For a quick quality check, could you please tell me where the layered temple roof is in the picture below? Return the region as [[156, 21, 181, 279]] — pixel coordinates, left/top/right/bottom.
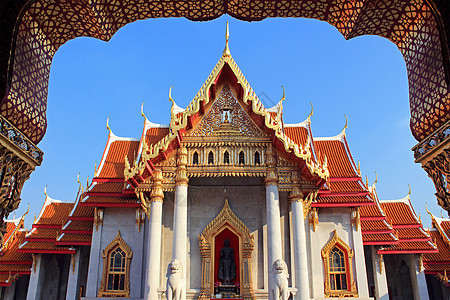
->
[[2, 29, 450, 289]]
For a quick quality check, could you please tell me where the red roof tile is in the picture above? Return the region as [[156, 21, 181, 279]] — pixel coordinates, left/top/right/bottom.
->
[[97, 140, 139, 178], [145, 127, 170, 146], [314, 139, 358, 178]]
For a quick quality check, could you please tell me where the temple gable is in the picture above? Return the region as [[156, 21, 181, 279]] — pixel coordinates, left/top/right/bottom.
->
[[188, 85, 267, 139]]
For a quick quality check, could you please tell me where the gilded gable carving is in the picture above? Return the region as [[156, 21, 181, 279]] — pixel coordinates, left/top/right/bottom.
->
[[189, 85, 266, 138]]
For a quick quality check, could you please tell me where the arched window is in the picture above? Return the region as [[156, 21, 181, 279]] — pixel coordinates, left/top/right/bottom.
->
[[239, 151, 245, 165], [321, 230, 357, 297], [193, 152, 199, 165], [223, 151, 230, 164], [98, 231, 132, 297], [208, 151, 214, 165], [254, 151, 261, 165]]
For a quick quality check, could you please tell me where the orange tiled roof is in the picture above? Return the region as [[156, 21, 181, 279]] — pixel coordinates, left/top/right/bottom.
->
[[326, 181, 366, 193], [26, 228, 59, 240], [69, 205, 95, 219], [424, 230, 450, 263], [316, 195, 372, 204], [82, 196, 138, 205], [284, 126, 309, 150], [314, 138, 358, 178], [88, 181, 124, 193], [145, 127, 170, 146], [396, 227, 430, 240], [57, 233, 91, 244], [361, 203, 385, 218], [97, 140, 139, 178], [63, 221, 92, 232], [361, 220, 392, 231], [0, 230, 32, 264], [19, 241, 74, 253], [36, 202, 74, 226], [380, 199, 421, 226], [362, 233, 397, 244]]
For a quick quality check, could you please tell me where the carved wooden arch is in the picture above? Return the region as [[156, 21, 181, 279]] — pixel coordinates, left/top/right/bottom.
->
[[3, 0, 450, 143], [199, 199, 254, 300], [321, 230, 358, 298], [98, 230, 133, 298]]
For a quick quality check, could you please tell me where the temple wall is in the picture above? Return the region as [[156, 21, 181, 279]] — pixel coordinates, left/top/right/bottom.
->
[[309, 207, 369, 299], [160, 177, 292, 297], [93, 207, 145, 298]]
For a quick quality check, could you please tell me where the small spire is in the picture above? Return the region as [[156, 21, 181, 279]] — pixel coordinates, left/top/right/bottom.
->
[[307, 102, 314, 123], [407, 184, 411, 198], [342, 114, 348, 135], [357, 161, 361, 176], [141, 103, 148, 122], [373, 172, 378, 185], [106, 117, 112, 135], [223, 21, 230, 57], [44, 185, 48, 197]]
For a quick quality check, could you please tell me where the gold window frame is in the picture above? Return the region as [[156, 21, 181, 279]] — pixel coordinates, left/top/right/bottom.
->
[[98, 231, 133, 298], [321, 230, 358, 298]]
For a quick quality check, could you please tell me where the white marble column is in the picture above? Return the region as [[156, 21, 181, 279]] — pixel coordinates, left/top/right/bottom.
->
[[171, 147, 188, 300], [289, 173, 311, 300], [371, 246, 389, 300], [65, 248, 82, 300], [144, 169, 165, 300], [408, 254, 430, 300], [265, 147, 283, 300], [85, 208, 103, 297], [26, 254, 45, 300]]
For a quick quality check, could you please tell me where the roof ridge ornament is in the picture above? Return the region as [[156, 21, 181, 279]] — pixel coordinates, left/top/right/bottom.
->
[[106, 117, 112, 136], [223, 21, 230, 57], [141, 103, 148, 123], [307, 102, 314, 123], [342, 114, 348, 136], [407, 184, 411, 198]]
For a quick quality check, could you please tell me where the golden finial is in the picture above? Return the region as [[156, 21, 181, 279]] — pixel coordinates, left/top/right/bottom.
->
[[106, 117, 111, 135], [94, 162, 97, 175], [357, 161, 361, 176], [419, 213, 422, 223], [373, 172, 378, 185], [407, 184, 411, 197], [280, 85, 285, 102], [342, 114, 348, 135], [77, 173, 81, 186], [141, 103, 147, 122], [425, 202, 432, 216], [86, 176, 89, 188], [223, 21, 231, 57], [307, 102, 314, 122], [44, 185, 48, 197], [22, 203, 30, 218], [365, 175, 368, 188], [33, 214, 36, 224]]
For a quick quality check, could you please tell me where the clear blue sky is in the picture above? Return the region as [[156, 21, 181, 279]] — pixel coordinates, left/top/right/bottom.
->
[[16, 16, 440, 227]]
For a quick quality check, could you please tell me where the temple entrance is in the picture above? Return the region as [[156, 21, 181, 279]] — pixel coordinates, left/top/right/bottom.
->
[[214, 227, 240, 297], [199, 200, 254, 300]]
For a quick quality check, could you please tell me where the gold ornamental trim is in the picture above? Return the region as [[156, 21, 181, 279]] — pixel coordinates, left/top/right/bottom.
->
[[321, 230, 358, 298], [198, 200, 255, 300]]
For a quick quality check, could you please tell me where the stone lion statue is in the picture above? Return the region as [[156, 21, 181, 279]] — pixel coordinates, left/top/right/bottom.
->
[[271, 259, 290, 300], [166, 259, 183, 300]]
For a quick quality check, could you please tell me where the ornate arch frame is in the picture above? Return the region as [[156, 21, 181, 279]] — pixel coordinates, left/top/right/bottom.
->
[[199, 200, 254, 300], [321, 230, 358, 298], [98, 231, 133, 298]]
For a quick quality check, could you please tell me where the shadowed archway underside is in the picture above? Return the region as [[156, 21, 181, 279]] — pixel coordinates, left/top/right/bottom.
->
[[1, 0, 450, 143]]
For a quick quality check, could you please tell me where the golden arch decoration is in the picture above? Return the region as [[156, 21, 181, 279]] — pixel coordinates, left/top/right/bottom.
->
[[199, 199, 254, 300], [2, 0, 449, 143], [98, 231, 133, 298], [321, 230, 358, 298]]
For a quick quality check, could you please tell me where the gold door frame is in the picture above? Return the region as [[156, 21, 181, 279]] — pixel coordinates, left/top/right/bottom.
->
[[199, 199, 254, 300]]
